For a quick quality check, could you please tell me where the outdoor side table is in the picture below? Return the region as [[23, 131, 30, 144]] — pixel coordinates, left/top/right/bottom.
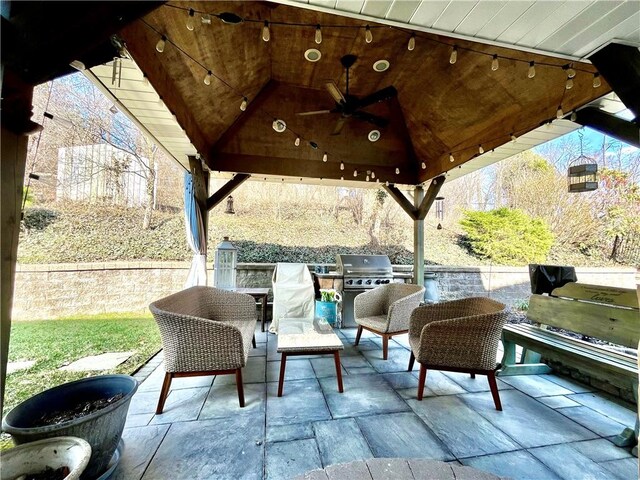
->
[[276, 317, 344, 397], [231, 287, 270, 332]]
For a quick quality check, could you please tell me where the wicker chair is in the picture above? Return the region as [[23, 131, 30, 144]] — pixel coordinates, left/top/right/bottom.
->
[[408, 297, 509, 410], [354, 283, 425, 360], [149, 286, 257, 413]]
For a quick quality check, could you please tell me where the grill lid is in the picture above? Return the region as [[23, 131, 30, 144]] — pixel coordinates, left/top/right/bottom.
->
[[335, 254, 393, 277]]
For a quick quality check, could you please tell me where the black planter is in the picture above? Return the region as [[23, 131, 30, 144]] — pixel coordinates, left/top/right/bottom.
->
[[2, 374, 138, 479]]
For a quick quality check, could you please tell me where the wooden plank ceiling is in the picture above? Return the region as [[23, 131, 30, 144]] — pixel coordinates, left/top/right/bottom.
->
[[119, 1, 610, 186]]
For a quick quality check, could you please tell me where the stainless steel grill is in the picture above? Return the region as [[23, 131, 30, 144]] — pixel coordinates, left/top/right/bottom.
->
[[335, 254, 402, 327]]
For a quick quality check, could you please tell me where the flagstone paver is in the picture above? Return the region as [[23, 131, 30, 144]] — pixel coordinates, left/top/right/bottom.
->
[[6, 360, 35, 374], [114, 323, 636, 480], [60, 351, 132, 371]]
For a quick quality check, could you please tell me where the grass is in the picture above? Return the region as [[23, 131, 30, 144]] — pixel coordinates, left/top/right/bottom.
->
[[3, 312, 161, 421]]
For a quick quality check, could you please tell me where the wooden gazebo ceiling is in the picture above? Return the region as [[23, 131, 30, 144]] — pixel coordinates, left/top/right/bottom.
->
[[120, 1, 609, 186]]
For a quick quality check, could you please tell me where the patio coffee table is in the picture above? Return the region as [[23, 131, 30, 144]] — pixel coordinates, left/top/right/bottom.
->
[[277, 317, 344, 397]]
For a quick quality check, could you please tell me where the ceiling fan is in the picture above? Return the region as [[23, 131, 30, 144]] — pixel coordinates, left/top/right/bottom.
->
[[297, 54, 397, 136]]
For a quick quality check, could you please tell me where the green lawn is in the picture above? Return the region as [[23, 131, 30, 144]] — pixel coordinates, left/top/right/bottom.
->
[[4, 313, 161, 417]]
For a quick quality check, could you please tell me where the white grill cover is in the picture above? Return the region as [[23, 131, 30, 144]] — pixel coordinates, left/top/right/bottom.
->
[[270, 263, 315, 333]]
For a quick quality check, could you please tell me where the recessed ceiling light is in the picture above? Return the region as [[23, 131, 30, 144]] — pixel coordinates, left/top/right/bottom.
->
[[272, 119, 287, 132], [368, 130, 381, 142], [304, 48, 322, 62], [373, 60, 390, 72]]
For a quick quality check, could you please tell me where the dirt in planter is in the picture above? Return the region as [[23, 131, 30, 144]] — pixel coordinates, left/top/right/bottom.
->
[[38, 393, 124, 426], [25, 466, 70, 480]]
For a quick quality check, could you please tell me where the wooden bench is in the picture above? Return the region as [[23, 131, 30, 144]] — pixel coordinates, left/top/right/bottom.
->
[[499, 283, 639, 454]]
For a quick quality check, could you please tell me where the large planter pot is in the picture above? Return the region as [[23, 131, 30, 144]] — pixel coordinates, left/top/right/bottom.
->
[[2, 374, 138, 479], [0, 436, 91, 480]]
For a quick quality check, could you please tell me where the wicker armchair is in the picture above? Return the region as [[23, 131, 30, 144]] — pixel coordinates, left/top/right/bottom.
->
[[149, 286, 257, 413], [354, 283, 425, 360], [408, 297, 509, 409]]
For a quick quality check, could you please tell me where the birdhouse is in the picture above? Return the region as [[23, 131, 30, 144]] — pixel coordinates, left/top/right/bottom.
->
[[214, 236, 237, 289]]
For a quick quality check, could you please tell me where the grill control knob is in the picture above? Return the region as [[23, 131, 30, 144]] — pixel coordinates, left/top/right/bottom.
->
[[383, 279, 390, 284], [375, 279, 381, 284], [366, 279, 372, 285], [346, 279, 352, 285], [356, 279, 363, 285]]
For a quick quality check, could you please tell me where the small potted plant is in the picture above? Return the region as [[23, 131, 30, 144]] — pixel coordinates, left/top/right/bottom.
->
[[315, 289, 342, 327]]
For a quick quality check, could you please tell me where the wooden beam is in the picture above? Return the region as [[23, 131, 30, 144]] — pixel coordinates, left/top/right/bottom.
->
[[574, 107, 639, 149], [206, 174, 251, 211], [589, 43, 640, 119], [383, 185, 417, 220], [417, 175, 446, 220], [188, 156, 210, 246], [414, 187, 425, 286]]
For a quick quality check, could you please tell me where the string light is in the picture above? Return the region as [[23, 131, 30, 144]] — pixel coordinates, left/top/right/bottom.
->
[[478, 145, 484, 154], [491, 54, 499, 71], [262, 21, 270, 42], [353, 169, 358, 177], [295, 137, 301, 146], [240, 97, 248, 111], [566, 65, 576, 78], [371, 171, 375, 179], [408, 34, 415, 51], [315, 25, 322, 44], [395, 167, 400, 174], [340, 176, 344, 181], [366, 174, 370, 181], [142, 75, 149, 87], [528, 61, 536, 78], [365, 25, 373, 43], [340, 161, 344, 170], [566, 77, 573, 90], [570, 111, 577, 121], [385, 181, 389, 187], [421, 162, 426, 169], [449, 46, 457, 64], [155, 35, 167, 53], [203, 71, 212, 85], [449, 153, 454, 163], [322, 152, 328, 162], [186, 8, 195, 31], [593, 73, 601, 88], [556, 105, 564, 119], [511, 133, 517, 143]]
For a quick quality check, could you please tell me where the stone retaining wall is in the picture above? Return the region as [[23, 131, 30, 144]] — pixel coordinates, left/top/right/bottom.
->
[[12, 262, 636, 320]]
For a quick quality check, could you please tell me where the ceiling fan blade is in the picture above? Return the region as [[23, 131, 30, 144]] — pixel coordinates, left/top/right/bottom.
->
[[356, 86, 397, 109], [325, 81, 346, 105], [296, 110, 332, 116], [352, 111, 389, 128], [331, 116, 347, 136]]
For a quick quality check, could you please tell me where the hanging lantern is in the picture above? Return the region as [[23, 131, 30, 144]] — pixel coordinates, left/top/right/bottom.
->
[[567, 130, 598, 193], [214, 236, 237, 289], [225, 195, 235, 214]]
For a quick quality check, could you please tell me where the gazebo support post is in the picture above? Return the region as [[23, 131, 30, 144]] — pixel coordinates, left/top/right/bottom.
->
[[384, 176, 445, 287]]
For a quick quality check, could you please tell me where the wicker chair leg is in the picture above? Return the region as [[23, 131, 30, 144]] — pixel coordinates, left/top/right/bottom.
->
[[252, 334, 256, 348], [382, 335, 389, 360], [408, 352, 415, 371], [487, 370, 502, 411], [156, 372, 173, 414], [470, 373, 476, 379], [354, 325, 363, 346], [417, 365, 427, 401], [236, 368, 245, 408]]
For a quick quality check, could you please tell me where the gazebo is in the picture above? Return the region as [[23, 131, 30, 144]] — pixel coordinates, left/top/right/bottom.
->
[[1, 0, 638, 426]]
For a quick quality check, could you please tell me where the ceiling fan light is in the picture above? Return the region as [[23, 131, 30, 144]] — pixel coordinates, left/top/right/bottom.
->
[[368, 130, 380, 142], [304, 48, 322, 62], [373, 60, 390, 72], [272, 119, 287, 132]]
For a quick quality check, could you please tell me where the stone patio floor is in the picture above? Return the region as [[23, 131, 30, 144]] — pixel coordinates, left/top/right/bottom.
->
[[114, 325, 638, 480]]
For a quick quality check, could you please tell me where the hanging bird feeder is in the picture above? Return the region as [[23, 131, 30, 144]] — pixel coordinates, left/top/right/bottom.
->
[[567, 130, 598, 193]]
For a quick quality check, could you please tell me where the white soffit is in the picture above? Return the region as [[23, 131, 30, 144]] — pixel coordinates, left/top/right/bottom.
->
[[86, 59, 195, 171], [279, 0, 640, 60]]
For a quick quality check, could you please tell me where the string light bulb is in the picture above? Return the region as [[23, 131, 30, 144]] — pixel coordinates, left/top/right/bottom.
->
[[421, 162, 426, 169], [155, 35, 167, 53], [528, 61, 536, 78], [570, 111, 577, 122], [365, 25, 373, 44], [408, 34, 415, 51], [366, 174, 370, 182], [478, 145, 484, 154], [295, 137, 300, 146], [315, 25, 322, 44], [449, 46, 457, 64], [371, 171, 375, 179], [262, 21, 270, 42], [395, 167, 400, 175], [449, 153, 454, 163], [353, 169, 358, 177], [186, 9, 195, 31], [340, 176, 344, 181], [142, 75, 149, 87], [340, 161, 344, 171], [322, 152, 328, 162], [556, 105, 564, 119], [566, 77, 573, 90], [385, 181, 389, 187], [240, 97, 248, 111], [566, 65, 576, 78], [593, 73, 601, 88], [511, 133, 517, 143], [491, 55, 499, 71], [203, 71, 212, 86]]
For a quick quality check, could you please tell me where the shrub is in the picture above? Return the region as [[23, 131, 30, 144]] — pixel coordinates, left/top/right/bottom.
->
[[460, 208, 553, 265]]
